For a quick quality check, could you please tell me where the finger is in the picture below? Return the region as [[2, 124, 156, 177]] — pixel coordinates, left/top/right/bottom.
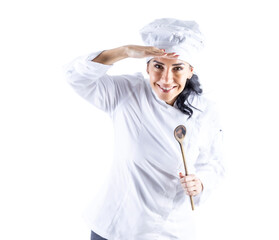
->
[[188, 179, 202, 189], [179, 172, 185, 178], [180, 173, 196, 184], [180, 178, 185, 184], [187, 184, 199, 194], [187, 185, 198, 192], [180, 178, 186, 185], [189, 184, 203, 196], [164, 52, 177, 57], [164, 53, 179, 59], [185, 175, 195, 182], [186, 181, 195, 188], [188, 190, 198, 196], [150, 51, 167, 57], [185, 189, 197, 196], [182, 181, 196, 192], [155, 51, 176, 56], [179, 173, 186, 184]]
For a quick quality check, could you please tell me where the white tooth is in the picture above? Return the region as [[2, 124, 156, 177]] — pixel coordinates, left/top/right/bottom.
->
[[159, 85, 174, 91], [163, 87, 171, 90]]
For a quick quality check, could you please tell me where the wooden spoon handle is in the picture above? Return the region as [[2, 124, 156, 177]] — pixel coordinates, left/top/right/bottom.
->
[[180, 143, 195, 211], [190, 196, 195, 211]]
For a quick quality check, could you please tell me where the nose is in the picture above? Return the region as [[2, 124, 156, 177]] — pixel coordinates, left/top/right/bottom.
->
[[161, 68, 173, 83]]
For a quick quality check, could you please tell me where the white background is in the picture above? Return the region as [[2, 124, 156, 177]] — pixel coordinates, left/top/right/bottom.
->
[[1, 0, 278, 239]]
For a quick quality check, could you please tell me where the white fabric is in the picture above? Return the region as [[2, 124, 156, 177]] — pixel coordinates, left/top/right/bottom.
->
[[140, 18, 205, 67], [65, 51, 225, 240]]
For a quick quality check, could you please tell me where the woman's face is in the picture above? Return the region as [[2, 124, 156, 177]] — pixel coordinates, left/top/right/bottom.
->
[[147, 57, 193, 106]]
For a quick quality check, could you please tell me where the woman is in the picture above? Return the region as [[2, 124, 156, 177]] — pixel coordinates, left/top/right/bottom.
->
[[65, 18, 225, 240]]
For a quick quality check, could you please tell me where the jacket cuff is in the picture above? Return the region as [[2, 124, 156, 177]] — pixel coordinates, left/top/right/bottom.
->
[[73, 50, 113, 76]]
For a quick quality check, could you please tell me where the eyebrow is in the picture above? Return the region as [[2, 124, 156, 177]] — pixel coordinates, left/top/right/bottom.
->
[[153, 60, 185, 66]]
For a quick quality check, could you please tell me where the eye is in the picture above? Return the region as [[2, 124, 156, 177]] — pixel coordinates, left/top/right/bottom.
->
[[173, 66, 183, 71], [154, 64, 164, 69]]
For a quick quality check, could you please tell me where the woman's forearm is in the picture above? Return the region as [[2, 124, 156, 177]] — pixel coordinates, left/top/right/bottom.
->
[[91, 46, 128, 65], [91, 45, 173, 65]]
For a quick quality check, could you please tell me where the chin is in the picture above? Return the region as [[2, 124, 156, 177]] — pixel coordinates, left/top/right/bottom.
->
[[158, 95, 175, 105], [155, 90, 174, 101]]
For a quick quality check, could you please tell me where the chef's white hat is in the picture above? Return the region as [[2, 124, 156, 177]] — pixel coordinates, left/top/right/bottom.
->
[[139, 18, 204, 68]]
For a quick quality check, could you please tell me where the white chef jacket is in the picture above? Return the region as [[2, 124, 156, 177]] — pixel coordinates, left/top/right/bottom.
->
[[65, 51, 225, 240]]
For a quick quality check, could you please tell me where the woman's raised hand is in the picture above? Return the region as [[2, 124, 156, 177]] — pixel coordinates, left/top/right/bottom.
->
[[124, 45, 179, 59], [92, 45, 179, 65]]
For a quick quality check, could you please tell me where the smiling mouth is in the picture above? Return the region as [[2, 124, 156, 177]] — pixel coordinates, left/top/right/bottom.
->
[[157, 84, 177, 93]]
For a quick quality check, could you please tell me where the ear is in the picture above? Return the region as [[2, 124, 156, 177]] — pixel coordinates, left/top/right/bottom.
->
[[146, 63, 150, 75], [188, 65, 194, 79]]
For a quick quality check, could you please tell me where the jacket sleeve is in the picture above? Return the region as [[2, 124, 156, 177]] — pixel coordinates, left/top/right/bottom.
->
[[193, 101, 225, 206], [64, 50, 141, 116]]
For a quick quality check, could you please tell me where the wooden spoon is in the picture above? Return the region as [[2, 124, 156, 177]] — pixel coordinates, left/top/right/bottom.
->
[[174, 125, 195, 211]]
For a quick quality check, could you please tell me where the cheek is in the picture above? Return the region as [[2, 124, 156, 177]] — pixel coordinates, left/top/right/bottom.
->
[[175, 75, 187, 88], [149, 72, 161, 82]]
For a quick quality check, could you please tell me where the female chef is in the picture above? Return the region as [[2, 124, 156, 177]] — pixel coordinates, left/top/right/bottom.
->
[[65, 18, 225, 240]]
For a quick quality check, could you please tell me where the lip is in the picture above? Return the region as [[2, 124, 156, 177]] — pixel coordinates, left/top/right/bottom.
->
[[157, 84, 177, 93]]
